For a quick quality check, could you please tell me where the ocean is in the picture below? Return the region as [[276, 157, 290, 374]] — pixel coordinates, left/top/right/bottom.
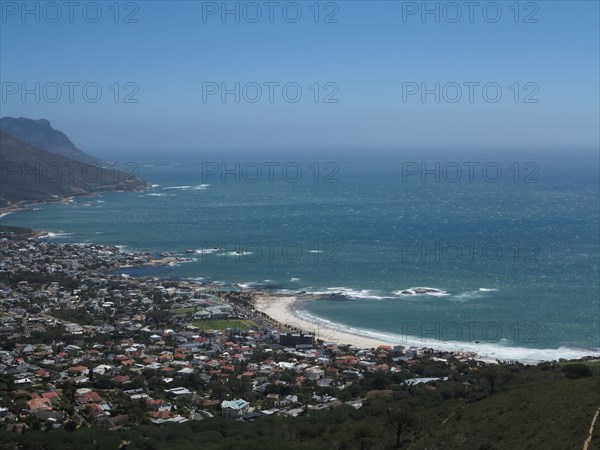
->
[[2, 157, 599, 360]]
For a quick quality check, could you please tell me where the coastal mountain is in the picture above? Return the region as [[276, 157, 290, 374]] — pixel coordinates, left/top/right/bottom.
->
[[0, 131, 147, 209], [0, 116, 100, 163]]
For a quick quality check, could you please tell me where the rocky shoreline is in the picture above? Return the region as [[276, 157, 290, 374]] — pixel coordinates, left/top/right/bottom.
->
[[0, 184, 149, 217]]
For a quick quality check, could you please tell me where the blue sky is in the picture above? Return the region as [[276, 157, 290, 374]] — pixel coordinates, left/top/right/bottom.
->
[[1, 1, 598, 159]]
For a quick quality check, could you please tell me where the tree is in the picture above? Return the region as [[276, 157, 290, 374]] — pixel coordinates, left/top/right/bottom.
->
[[64, 419, 78, 432], [83, 405, 97, 425], [208, 382, 229, 400], [387, 409, 415, 448], [480, 365, 511, 395], [561, 363, 593, 379], [352, 423, 376, 450]]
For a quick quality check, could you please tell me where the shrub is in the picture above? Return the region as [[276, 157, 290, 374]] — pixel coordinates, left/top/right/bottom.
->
[[561, 364, 593, 379]]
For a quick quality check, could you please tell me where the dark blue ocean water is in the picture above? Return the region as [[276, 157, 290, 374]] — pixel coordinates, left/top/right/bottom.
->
[[2, 159, 599, 359]]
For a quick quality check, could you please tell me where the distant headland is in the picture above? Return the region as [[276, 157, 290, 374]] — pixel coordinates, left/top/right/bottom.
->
[[0, 117, 148, 213]]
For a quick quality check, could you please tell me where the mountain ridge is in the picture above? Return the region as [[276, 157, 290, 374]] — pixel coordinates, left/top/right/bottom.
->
[[0, 116, 100, 163], [0, 124, 148, 211]]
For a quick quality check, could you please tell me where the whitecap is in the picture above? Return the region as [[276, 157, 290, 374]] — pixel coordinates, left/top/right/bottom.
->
[[163, 185, 192, 190], [310, 287, 393, 300], [194, 248, 220, 254], [114, 244, 137, 253], [222, 251, 253, 256], [45, 232, 73, 239], [449, 291, 484, 302], [163, 184, 209, 191], [168, 258, 196, 266], [394, 287, 449, 297]]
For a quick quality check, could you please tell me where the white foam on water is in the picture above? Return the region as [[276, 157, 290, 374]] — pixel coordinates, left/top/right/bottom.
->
[[309, 287, 393, 300], [163, 185, 192, 190], [277, 289, 296, 294], [393, 288, 498, 301], [394, 287, 449, 297], [45, 232, 73, 239], [293, 306, 600, 363], [194, 248, 220, 254], [221, 251, 254, 256], [424, 291, 450, 297], [168, 258, 196, 266], [449, 290, 485, 302], [114, 244, 138, 254], [163, 184, 209, 191]]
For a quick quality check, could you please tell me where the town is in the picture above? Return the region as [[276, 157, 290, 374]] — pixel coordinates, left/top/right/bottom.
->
[[0, 227, 597, 449]]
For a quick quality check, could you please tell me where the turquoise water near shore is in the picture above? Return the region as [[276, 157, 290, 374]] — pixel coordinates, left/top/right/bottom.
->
[[2, 159, 599, 359]]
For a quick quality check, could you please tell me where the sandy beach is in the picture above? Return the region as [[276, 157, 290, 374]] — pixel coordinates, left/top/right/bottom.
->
[[253, 294, 399, 349], [252, 293, 596, 364]]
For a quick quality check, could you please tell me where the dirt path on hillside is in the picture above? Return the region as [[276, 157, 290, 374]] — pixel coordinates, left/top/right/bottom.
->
[[583, 406, 600, 450]]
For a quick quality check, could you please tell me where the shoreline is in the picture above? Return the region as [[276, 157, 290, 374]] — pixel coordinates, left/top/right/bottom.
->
[[0, 184, 150, 217], [252, 292, 600, 364], [0, 194, 99, 217], [253, 293, 403, 351], [253, 293, 502, 361], [3, 206, 599, 364]]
